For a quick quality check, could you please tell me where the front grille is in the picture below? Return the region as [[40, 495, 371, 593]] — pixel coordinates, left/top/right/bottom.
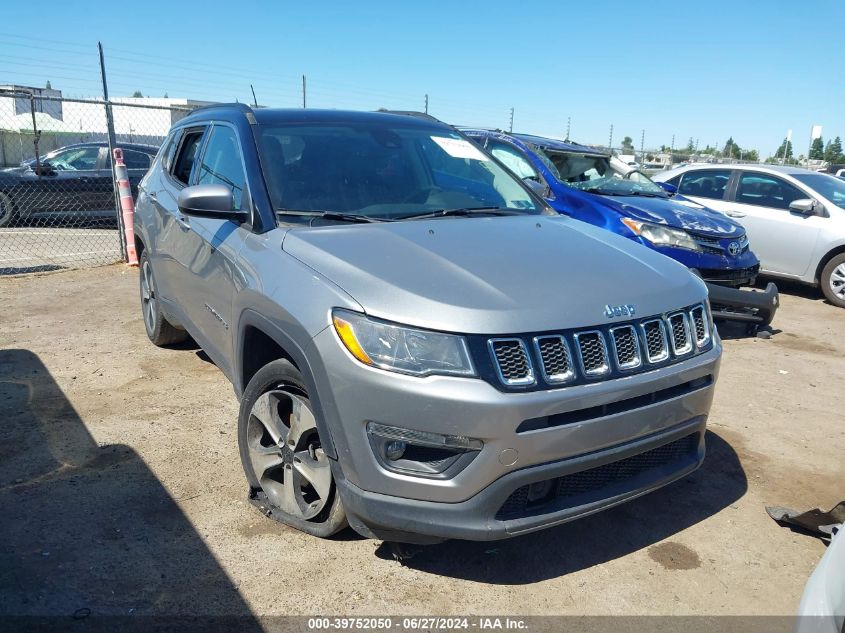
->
[[574, 331, 609, 377], [484, 303, 710, 390], [534, 336, 574, 384], [641, 319, 670, 363], [495, 433, 700, 520], [610, 325, 641, 370], [691, 233, 749, 256], [690, 306, 708, 346], [489, 338, 534, 385], [667, 312, 693, 355]]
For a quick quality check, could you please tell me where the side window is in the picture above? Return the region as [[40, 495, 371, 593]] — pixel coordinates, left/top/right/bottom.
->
[[196, 125, 247, 209], [123, 149, 151, 170], [488, 141, 539, 180], [171, 129, 206, 186], [677, 169, 732, 200], [736, 173, 804, 210], [161, 131, 181, 171], [48, 146, 100, 171]]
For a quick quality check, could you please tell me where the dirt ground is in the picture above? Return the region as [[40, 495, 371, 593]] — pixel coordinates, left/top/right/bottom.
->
[[1, 264, 843, 618]]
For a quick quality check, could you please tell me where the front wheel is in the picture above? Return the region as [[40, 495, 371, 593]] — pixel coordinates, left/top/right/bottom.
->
[[0, 191, 16, 228], [820, 253, 845, 308], [238, 359, 347, 538]]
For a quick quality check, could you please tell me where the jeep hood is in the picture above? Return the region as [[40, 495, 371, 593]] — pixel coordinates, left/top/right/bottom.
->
[[595, 194, 744, 237], [283, 215, 706, 334]]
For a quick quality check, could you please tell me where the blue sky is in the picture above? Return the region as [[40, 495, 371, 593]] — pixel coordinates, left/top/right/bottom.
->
[[1, 0, 842, 157]]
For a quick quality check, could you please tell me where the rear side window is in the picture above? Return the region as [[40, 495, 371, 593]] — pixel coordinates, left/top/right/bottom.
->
[[677, 169, 732, 200], [736, 173, 804, 210], [171, 129, 205, 185], [196, 125, 247, 209]]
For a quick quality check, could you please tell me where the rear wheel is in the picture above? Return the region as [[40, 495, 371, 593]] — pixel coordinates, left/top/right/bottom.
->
[[239, 359, 347, 537], [820, 253, 845, 308], [0, 192, 16, 228], [139, 251, 189, 346]]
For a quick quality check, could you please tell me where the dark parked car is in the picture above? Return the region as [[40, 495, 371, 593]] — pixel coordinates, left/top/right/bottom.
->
[[0, 141, 157, 227]]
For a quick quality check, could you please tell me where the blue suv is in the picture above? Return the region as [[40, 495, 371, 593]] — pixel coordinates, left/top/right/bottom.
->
[[462, 130, 778, 326]]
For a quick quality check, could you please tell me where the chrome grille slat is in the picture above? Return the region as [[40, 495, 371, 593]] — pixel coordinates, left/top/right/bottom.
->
[[609, 325, 642, 370], [534, 335, 575, 384], [640, 319, 670, 363], [667, 312, 693, 355], [489, 338, 535, 386], [689, 304, 710, 347], [574, 331, 610, 377]]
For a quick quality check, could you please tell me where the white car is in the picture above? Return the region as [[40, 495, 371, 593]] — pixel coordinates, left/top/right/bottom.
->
[[654, 164, 845, 307]]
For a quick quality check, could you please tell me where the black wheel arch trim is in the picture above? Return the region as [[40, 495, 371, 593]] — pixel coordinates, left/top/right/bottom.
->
[[235, 309, 338, 460]]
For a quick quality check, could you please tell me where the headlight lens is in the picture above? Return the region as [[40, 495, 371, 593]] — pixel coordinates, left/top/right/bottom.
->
[[332, 309, 475, 377], [622, 218, 701, 252]]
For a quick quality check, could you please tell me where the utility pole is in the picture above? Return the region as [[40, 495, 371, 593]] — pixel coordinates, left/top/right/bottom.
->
[[509, 107, 514, 133], [565, 117, 571, 141], [250, 84, 258, 107], [671, 134, 675, 153], [302, 75, 307, 108], [640, 129, 645, 164], [695, 138, 699, 155], [98, 41, 125, 261], [608, 124, 614, 153], [424, 93, 428, 114]]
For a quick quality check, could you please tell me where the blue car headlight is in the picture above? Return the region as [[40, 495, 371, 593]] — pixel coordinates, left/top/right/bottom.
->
[[622, 218, 702, 252]]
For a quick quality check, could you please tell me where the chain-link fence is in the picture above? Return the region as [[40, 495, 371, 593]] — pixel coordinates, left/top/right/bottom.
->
[[0, 91, 194, 275]]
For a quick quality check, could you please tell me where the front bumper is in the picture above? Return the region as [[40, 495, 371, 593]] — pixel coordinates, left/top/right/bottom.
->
[[338, 416, 706, 543], [308, 325, 721, 541]]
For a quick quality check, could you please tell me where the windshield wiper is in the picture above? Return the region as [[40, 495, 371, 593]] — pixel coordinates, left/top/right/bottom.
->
[[276, 210, 391, 224], [394, 207, 519, 220]]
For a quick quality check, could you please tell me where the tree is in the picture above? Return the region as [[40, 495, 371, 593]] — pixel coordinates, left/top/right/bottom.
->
[[824, 137, 843, 163], [45, 80, 52, 90], [775, 138, 793, 160], [686, 137, 695, 153], [163, 92, 169, 98], [723, 137, 741, 159], [743, 149, 759, 162], [621, 136, 635, 153], [810, 137, 825, 160], [132, 90, 143, 98]]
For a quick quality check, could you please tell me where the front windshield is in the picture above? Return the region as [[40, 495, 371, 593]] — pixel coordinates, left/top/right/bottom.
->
[[257, 123, 543, 220], [793, 173, 845, 210], [537, 148, 666, 197]]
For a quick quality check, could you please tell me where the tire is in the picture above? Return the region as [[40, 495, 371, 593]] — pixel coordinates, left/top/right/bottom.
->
[[0, 191, 16, 228], [138, 251, 189, 346], [820, 253, 845, 308], [238, 359, 347, 538]]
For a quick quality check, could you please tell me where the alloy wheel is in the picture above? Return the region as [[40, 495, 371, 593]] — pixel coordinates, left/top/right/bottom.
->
[[830, 263, 845, 301], [141, 260, 157, 332], [246, 388, 332, 520]]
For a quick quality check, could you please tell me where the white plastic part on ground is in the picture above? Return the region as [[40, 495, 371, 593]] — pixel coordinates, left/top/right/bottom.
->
[[796, 524, 845, 633]]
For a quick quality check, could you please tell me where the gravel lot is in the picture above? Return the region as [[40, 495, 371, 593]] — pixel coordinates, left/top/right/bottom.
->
[[1, 264, 842, 618]]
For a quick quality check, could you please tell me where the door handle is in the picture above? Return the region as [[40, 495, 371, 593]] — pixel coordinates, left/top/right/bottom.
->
[[726, 211, 746, 218]]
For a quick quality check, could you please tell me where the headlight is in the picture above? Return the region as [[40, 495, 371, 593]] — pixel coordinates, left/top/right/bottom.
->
[[621, 218, 701, 252], [332, 309, 475, 377]]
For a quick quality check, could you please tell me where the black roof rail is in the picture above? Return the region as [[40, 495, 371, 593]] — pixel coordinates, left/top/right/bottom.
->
[[375, 109, 443, 123], [183, 102, 254, 116]]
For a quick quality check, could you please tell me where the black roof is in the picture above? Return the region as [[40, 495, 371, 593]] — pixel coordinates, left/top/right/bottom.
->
[[180, 103, 451, 129]]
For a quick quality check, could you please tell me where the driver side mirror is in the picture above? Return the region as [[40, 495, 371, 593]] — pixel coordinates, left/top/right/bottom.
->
[[177, 184, 245, 221], [657, 181, 678, 194], [33, 162, 56, 176], [523, 177, 550, 199], [788, 198, 818, 216]]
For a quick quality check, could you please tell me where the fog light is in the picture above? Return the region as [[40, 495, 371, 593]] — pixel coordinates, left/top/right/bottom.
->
[[385, 440, 407, 461]]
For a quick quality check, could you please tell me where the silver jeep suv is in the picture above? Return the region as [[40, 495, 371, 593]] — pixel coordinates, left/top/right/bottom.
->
[[134, 105, 721, 544]]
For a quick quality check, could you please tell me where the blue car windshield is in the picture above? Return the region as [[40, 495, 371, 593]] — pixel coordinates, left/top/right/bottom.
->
[[256, 123, 543, 220], [793, 173, 845, 209], [537, 149, 667, 197]]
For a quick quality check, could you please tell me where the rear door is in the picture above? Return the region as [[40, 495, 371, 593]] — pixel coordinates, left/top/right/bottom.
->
[[723, 171, 822, 277]]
